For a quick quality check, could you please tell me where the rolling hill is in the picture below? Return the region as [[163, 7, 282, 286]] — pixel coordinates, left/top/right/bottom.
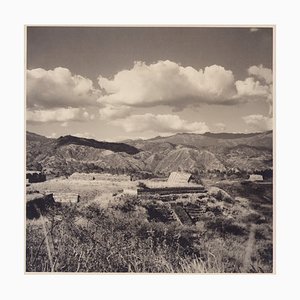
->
[[26, 131, 273, 177], [126, 131, 273, 150]]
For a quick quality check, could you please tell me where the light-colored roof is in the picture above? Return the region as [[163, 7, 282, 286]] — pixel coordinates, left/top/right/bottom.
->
[[26, 170, 42, 175], [249, 174, 263, 181], [52, 192, 79, 203], [167, 172, 192, 185]]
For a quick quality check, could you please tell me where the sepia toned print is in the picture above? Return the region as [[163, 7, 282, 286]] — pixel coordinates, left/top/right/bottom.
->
[[26, 26, 274, 273]]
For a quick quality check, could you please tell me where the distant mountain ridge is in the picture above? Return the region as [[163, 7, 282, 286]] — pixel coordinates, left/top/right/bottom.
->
[[126, 131, 273, 150], [26, 131, 273, 177], [203, 131, 271, 139], [55, 135, 140, 155]]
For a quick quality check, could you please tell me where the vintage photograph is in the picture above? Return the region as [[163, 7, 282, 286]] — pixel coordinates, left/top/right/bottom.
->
[[25, 26, 274, 273]]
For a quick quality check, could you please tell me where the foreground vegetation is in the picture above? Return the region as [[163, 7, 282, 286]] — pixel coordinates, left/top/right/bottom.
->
[[26, 187, 273, 273]]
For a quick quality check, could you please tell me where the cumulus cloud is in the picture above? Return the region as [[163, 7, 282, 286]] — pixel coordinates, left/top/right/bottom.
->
[[27, 62, 273, 130], [248, 65, 273, 84], [98, 60, 236, 109], [27, 67, 101, 109], [235, 77, 272, 98], [235, 65, 273, 115], [99, 104, 131, 120], [97, 60, 273, 120], [111, 113, 209, 134], [213, 122, 226, 132], [27, 107, 92, 123], [242, 114, 273, 132]]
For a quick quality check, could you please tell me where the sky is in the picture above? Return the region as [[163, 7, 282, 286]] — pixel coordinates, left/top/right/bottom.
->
[[26, 26, 273, 141]]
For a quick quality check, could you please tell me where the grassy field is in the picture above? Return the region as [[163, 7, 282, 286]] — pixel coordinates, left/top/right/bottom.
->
[[26, 177, 273, 273], [27, 177, 136, 203]]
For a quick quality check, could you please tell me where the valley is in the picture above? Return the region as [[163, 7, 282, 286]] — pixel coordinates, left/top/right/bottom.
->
[[26, 130, 273, 273], [26, 130, 273, 178]]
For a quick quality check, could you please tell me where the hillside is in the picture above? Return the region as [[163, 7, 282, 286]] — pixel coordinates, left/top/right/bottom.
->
[[127, 131, 273, 150], [56, 135, 139, 155], [26, 132, 142, 176], [154, 146, 226, 174], [26, 131, 273, 177]]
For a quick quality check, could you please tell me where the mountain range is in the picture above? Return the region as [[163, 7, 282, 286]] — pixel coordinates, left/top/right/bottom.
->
[[26, 130, 273, 177]]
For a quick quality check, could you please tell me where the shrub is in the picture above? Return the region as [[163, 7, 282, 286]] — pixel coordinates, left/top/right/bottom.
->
[[26, 193, 272, 273], [206, 217, 248, 236], [114, 195, 141, 213]]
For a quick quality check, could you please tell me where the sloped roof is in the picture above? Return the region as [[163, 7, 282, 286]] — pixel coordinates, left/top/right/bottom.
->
[[167, 172, 192, 185]]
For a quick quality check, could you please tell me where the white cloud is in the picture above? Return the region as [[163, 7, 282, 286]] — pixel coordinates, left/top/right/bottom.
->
[[242, 114, 273, 131], [213, 122, 226, 132], [47, 133, 57, 139], [61, 122, 69, 127], [26, 62, 273, 129], [235, 73, 273, 115], [111, 113, 209, 134], [235, 77, 272, 98], [27, 107, 92, 123], [248, 65, 273, 84], [99, 104, 131, 120], [27, 67, 101, 109], [98, 60, 236, 109], [73, 132, 96, 139], [97, 60, 273, 120]]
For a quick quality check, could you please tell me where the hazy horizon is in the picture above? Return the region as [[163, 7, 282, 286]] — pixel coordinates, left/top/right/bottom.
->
[[27, 128, 272, 143]]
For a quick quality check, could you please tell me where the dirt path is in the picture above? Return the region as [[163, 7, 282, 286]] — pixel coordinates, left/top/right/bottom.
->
[[242, 223, 257, 272]]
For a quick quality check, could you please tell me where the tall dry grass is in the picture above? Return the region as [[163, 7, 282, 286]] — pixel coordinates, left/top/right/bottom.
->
[[26, 195, 272, 273]]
